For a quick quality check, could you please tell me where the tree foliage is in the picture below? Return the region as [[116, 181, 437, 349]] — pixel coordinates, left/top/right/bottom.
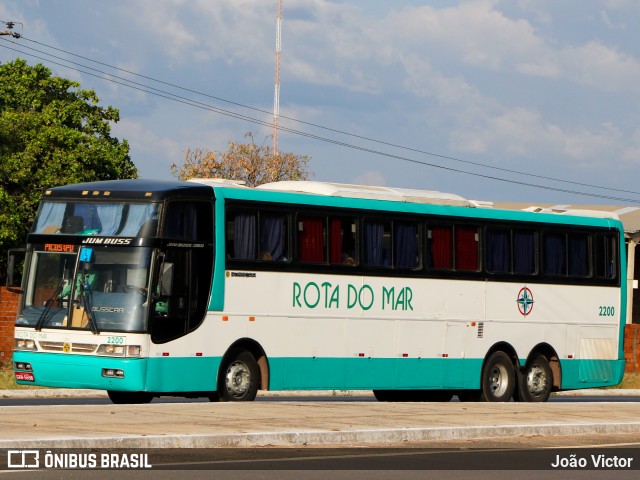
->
[[0, 59, 137, 281], [172, 132, 311, 187]]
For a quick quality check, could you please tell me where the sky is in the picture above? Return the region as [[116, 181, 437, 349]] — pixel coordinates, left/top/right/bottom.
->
[[1, 0, 640, 205]]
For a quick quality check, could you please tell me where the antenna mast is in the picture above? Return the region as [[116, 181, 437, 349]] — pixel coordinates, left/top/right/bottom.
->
[[273, 0, 283, 155]]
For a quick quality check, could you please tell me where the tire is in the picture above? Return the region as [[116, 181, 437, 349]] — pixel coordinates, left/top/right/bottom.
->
[[480, 351, 516, 402], [107, 390, 153, 404], [219, 350, 260, 402], [517, 354, 553, 402]]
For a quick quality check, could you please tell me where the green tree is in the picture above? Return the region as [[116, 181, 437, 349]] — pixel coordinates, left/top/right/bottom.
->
[[172, 132, 311, 187], [0, 59, 137, 282]]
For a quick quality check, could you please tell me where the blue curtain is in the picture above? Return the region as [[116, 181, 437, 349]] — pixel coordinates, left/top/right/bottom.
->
[[486, 229, 510, 273], [34, 202, 66, 233], [233, 214, 256, 260], [73, 204, 102, 231], [568, 234, 589, 276], [543, 233, 565, 275], [394, 223, 418, 268], [120, 204, 157, 236], [514, 231, 535, 274], [96, 205, 124, 235], [364, 222, 384, 266], [260, 214, 286, 261]]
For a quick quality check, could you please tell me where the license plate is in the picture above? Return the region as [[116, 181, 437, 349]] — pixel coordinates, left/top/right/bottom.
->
[[15, 372, 35, 382]]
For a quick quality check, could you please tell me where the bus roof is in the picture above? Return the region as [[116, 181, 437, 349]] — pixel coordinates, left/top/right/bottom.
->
[[41, 178, 623, 228], [43, 179, 213, 201], [257, 181, 472, 207]]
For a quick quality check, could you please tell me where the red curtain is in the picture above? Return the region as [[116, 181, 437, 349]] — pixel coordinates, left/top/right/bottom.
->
[[455, 226, 478, 270], [298, 217, 325, 262], [431, 226, 453, 269]]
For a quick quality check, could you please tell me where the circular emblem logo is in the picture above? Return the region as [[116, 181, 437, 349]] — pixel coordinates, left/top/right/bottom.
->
[[517, 287, 534, 316]]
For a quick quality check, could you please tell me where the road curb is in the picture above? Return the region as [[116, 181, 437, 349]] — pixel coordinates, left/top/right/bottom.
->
[[2, 422, 640, 449]]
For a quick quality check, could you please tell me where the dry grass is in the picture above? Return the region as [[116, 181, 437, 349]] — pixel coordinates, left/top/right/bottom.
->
[[0, 360, 36, 390], [615, 372, 640, 389]]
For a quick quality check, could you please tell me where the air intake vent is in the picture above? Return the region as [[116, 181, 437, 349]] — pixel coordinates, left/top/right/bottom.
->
[[477, 322, 484, 338], [39, 341, 98, 353]]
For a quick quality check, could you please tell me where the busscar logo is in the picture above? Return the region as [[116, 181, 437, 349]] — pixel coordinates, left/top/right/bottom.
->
[[7, 450, 39, 468]]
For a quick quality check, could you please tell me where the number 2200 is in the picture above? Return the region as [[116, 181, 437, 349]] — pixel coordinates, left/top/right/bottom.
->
[[599, 306, 615, 317]]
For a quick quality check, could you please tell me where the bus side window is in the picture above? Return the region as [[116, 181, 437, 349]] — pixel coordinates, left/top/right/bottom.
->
[[568, 233, 590, 277], [514, 230, 536, 275], [298, 216, 326, 263], [596, 234, 616, 279], [363, 220, 391, 267], [227, 212, 257, 260], [485, 228, 511, 274], [455, 226, 479, 271], [328, 217, 358, 266], [259, 213, 288, 262], [428, 225, 453, 269], [394, 221, 419, 269], [164, 201, 213, 242], [543, 232, 567, 275]]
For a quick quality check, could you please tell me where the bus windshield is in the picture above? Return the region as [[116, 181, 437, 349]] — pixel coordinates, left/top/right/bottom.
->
[[16, 245, 153, 333], [32, 200, 159, 236]]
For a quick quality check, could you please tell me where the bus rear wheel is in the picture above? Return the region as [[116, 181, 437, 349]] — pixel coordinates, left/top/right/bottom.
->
[[107, 390, 153, 404], [219, 350, 260, 402], [480, 351, 516, 402], [518, 354, 553, 402]]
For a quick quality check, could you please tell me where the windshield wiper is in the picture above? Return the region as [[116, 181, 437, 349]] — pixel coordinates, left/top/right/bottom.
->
[[78, 278, 100, 335], [34, 281, 65, 331], [35, 259, 70, 331]]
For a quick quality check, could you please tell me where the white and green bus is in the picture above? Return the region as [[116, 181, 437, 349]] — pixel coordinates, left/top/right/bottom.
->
[[12, 178, 626, 403]]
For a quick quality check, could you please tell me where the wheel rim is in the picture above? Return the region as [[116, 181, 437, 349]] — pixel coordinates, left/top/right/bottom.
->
[[488, 363, 509, 397], [527, 364, 548, 396], [225, 360, 251, 397]]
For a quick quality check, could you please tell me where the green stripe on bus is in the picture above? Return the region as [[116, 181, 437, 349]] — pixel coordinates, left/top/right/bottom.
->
[[14, 352, 626, 393]]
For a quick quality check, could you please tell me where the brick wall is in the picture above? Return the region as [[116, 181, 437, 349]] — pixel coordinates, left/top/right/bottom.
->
[[0, 287, 19, 365], [625, 324, 640, 373]]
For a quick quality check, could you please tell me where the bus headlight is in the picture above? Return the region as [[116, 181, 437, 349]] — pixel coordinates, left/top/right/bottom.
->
[[14, 362, 32, 371], [14, 338, 37, 351], [96, 344, 141, 357], [97, 344, 125, 356], [127, 345, 141, 357]]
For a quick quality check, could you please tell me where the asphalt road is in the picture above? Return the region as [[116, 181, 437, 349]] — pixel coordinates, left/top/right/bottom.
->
[[2, 395, 640, 479]]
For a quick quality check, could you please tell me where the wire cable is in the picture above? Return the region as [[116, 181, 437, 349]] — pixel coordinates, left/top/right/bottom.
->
[[15, 35, 640, 198], [2, 38, 640, 203]]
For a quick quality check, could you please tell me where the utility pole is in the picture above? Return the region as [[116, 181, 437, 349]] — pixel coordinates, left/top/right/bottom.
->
[[273, 0, 283, 155], [0, 21, 21, 38]]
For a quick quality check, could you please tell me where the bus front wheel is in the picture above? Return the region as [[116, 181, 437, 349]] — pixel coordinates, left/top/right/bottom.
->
[[219, 350, 260, 402], [480, 351, 516, 402]]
